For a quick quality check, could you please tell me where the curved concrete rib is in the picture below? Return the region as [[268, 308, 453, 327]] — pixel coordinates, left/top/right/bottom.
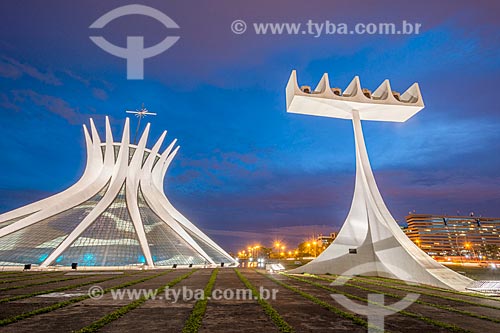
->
[[142, 144, 215, 264], [41, 118, 131, 267], [126, 123, 154, 267], [0, 119, 111, 238], [0, 122, 100, 223], [151, 146, 234, 263]]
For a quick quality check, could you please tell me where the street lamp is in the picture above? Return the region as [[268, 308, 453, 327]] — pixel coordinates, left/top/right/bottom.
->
[[464, 242, 478, 261], [455, 234, 466, 265], [313, 241, 317, 257], [254, 245, 260, 259], [274, 242, 280, 258]]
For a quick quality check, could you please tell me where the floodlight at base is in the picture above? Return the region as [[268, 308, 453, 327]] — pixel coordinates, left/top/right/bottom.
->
[[286, 71, 472, 291]]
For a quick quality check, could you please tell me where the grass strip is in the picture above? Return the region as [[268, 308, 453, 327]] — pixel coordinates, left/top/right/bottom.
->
[[76, 270, 197, 333], [0, 269, 62, 274], [355, 275, 500, 303], [345, 276, 500, 311], [182, 268, 219, 333], [285, 273, 471, 333], [0, 273, 97, 292], [235, 269, 294, 332], [0, 272, 65, 285], [0, 270, 172, 327], [308, 274, 500, 324], [0, 271, 141, 304], [0, 271, 61, 280], [258, 271, 376, 332]]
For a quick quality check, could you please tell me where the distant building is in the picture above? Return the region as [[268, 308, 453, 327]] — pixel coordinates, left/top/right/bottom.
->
[[405, 214, 500, 259]]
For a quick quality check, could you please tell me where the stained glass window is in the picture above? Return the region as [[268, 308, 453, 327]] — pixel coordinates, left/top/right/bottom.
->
[[54, 184, 145, 267], [181, 227, 234, 264], [139, 190, 206, 266], [0, 186, 107, 266], [0, 214, 33, 230]]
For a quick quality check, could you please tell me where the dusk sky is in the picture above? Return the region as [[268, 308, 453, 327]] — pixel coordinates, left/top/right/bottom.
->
[[0, 0, 499, 252]]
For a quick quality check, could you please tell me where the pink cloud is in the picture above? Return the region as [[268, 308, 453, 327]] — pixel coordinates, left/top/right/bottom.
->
[[92, 88, 108, 101], [205, 224, 335, 248], [12, 90, 80, 124], [0, 56, 61, 85]]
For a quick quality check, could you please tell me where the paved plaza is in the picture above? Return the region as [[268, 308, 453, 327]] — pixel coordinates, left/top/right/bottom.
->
[[0, 269, 498, 332]]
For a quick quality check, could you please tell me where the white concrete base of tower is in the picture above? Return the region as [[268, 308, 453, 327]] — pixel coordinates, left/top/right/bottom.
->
[[286, 71, 473, 291]]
